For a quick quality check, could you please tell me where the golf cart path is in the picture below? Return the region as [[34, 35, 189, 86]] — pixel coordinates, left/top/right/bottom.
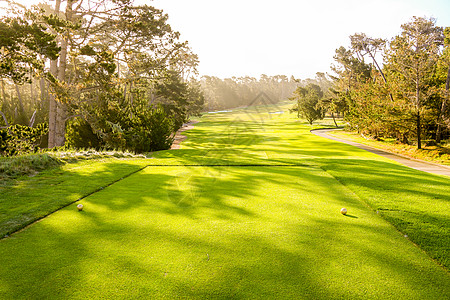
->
[[171, 121, 199, 150], [311, 128, 450, 177]]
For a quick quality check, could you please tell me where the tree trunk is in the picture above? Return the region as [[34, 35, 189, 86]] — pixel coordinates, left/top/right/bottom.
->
[[39, 77, 47, 103], [436, 66, 450, 143], [15, 84, 27, 125], [0, 110, 10, 129], [48, 0, 61, 148], [54, 0, 74, 147], [30, 76, 35, 106], [416, 75, 421, 150], [14, 84, 24, 112], [331, 112, 338, 127], [368, 51, 394, 102], [416, 111, 421, 149], [1, 79, 6, 104]]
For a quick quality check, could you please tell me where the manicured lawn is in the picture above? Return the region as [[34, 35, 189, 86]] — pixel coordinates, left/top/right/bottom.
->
[[0, 158, 148, 237], [0, 103, 449, 299]]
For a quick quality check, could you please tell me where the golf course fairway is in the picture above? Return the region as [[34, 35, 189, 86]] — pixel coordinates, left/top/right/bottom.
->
[[0, 103, 449, 299]]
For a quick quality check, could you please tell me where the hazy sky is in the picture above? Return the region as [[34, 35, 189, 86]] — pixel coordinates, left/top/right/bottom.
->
[[4, 0, 450, 80], [146, 0, 450, 79]]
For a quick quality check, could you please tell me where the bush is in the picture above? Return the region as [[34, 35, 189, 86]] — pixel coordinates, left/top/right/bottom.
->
[[146, 106, 175, 151], [0, 123, 48, 156], [65, 118, 102, 149], [126, 106, 174, 153]]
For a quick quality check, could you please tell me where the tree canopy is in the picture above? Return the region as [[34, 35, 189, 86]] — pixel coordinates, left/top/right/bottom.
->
[[330, 16, 449, 148], [0, 0, 205, 155]]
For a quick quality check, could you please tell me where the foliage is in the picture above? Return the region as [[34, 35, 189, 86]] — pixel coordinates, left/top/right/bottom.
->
[[0, 0, 204, 154], [331, 17, 448, 148], [384, 17, 444, 149], [126, 105, 174, 153], [0, 107, 449, 298], [200, 75, 299, 111], [0, 12, 59, 84], [65, 118, 102, 150], [0, 123, 48, 156], [65, 83, 178, 153], [290, 84, 325, 124]]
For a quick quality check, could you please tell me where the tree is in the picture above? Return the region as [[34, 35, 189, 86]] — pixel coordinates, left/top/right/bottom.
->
[[0, 0, 205, 155], [0, 8, 59, 128], [290, 84, 324, 125], [42, 0, 200, 148], [330, 46, 372, 132], [435, 27, 450, 142], [385, 17, 444, 149], [0, 11, 59, 84], [350, 33, 394, 102], [350, 33, 387, 83], [0, 5, 59, 153], [199, 75, 299, 111]]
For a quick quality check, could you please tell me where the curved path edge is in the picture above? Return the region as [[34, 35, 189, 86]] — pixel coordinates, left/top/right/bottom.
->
[[171, 121, 199, 150], [311, 128, 450, 177]]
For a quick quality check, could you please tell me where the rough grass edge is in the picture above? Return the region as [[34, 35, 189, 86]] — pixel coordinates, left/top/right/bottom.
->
[[0, 150, 148, 182], [0, 153, 62, 180]]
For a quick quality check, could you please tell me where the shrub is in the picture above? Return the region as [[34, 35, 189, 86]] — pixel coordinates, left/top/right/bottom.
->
[[0, 123, 48, 156], [65, 118, 102, 149], [126, 106, 174, 153]]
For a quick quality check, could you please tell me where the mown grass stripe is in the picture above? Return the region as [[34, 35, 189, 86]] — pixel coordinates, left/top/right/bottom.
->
[[145, 164, 308, 167], [1, 165, 150, 240]]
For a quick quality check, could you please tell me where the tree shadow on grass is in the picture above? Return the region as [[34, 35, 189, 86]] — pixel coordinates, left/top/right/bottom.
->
[[0, 166, 449, 299], [319, 158, 450, 269]]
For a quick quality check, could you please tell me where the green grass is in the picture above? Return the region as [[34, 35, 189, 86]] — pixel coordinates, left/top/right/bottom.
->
[[0, 158, 149, 237], [0, 153, 63, 180], [328, 129, 450, 165], [0, 103, 449, 299]]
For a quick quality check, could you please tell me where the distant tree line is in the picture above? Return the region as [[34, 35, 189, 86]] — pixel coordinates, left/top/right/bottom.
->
[[326, 16, 449, 149], [200, 75, 301, 111], [0, 0, 204, 156]]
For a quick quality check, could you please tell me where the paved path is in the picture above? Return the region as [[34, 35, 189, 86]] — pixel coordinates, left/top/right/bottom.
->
[[311, 128, 450, 177]]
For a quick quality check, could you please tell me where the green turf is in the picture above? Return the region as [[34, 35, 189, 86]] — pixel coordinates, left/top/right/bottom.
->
[[0, 158, 148, 237], [0, 103, 449, 299]]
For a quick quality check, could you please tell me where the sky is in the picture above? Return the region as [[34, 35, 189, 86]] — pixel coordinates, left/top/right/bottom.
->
[[146, 0, 450, 79], [4, 0, 450, 80]]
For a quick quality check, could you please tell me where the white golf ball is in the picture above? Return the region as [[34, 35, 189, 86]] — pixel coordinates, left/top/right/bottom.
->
[[340, 208, 347, 215], [77, 204, 84, 211]]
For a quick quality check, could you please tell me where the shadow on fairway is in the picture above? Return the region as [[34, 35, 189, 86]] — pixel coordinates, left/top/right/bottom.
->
[[1, 163, 449, 299], [1, 107, 450, 298], [321, 158, 450, 269], [344, 214, 358, 218]]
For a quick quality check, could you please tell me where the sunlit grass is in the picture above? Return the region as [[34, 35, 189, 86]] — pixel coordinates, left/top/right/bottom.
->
[[0, 158, 149, 237], [1, 165, 448, 299], [0, 102, 449, 299], [329, 129, 450, 165]]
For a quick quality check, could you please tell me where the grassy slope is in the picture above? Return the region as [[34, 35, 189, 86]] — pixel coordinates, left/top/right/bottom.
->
[[329, 130, 450, 165], [0, 103, 449, 299]]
